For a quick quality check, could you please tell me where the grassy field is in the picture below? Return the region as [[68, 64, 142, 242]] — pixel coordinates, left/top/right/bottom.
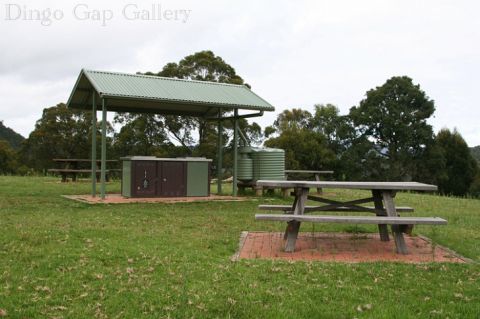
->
[[0, 176, 479, 318]]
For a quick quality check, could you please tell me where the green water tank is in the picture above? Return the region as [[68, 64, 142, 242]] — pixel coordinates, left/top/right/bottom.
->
[[238, 147, 254, 181], [252, 148, 285, 181]]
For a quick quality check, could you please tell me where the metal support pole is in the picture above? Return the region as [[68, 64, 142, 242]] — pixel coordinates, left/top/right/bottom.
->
[[91, 92, 97, 197], [100, 98, 107, 199], [233, 108, 238, 196], [217, 108, 223, 195]]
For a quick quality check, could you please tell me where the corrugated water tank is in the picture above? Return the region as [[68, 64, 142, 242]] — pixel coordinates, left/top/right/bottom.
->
[[251, 148, 285, 181], [238, 147, 254, 181]]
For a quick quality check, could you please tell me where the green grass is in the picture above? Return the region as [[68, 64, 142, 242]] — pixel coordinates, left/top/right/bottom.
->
[[0, 176, 479, 318]]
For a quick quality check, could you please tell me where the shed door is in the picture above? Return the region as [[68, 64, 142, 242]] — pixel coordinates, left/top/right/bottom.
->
[[158, 162, 186, 197], [133, 161, 157, 197]]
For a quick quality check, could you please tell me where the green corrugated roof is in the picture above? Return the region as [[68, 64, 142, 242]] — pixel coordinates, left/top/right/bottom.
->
[[67, 69, 274, 116]]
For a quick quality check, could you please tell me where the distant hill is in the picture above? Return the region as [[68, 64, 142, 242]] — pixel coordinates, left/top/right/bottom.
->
[[0, 121, 25, 150], [471, 146, 480, 163]]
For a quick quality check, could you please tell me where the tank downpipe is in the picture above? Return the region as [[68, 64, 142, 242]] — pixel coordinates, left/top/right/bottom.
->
[[204, 111, 264, 121], [238, 129, 249, 147]]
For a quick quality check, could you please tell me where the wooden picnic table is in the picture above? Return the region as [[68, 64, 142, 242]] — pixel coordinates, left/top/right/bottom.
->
[[255, 180, 447, 254], [238, 170, 335, 197], [284, 170, 334, 193], [48, 159, 118, 182], [53, 158, 118, 166]]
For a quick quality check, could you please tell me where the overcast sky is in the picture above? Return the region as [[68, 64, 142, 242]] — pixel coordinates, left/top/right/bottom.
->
[[0, 0, 479, 146]]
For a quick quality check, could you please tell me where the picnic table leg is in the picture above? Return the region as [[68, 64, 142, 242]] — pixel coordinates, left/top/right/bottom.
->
[[283, 195, 299, 239], [314, 173, 323, 194], [61, 173, 67, 183], [382, 191, 408, 254], [238, 184, 245, 195], [372, 190, 390, 241], [266, 188, 275, 195], [285, 187, 308, 252]]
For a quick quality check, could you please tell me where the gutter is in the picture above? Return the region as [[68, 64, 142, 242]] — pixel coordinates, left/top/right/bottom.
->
[[204, 110, 264, 121]]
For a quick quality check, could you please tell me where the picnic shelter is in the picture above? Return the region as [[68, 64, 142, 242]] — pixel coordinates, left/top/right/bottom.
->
[[66, 69, 275, 199]]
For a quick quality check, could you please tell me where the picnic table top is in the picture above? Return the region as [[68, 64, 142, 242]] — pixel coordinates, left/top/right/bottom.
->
[[284, 170, 334, 174], [48, 168, 113, 172], [256, 180, 438, 191], [53, 159, 118, 162]]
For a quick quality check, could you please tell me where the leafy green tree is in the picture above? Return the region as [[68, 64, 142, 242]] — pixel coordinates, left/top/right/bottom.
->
[[0, 139, 18, 174], [470, 145, 480, 164], [239, 120, 263, 146], [265, 129, 335, 171], [163, 116, 196, 149], [264, 108, 335, 170], [309, 104, 356, 179], [113, 113, 172, 156], [311, 104, 345, 143], [118, 50, 261, 167], [154, 50, 249, 155], [273, 108, 313, 132], [264, 126, 276, 138], [435, 128, 478, 196], [349, 76, 436, 181], [470, 171, 480, 198], [0, 121, 24, 150], [157, 50, 245, 84], [20, 103, 113, 171], [338, 137, 384, 180], [411, 141, 446, 185]]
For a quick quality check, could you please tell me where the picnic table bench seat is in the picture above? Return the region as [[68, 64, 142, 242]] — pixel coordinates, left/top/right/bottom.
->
[[258, 204, 414, 213], [254, 180, 446, 254], [255, 214, 446, 241], [255, 214, 447, 225]]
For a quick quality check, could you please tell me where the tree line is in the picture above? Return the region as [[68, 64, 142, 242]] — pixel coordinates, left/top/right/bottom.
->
[[1, 50, 479, 197]]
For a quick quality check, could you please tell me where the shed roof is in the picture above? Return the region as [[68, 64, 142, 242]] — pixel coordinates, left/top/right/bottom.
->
[[67, 69, 275, 116]]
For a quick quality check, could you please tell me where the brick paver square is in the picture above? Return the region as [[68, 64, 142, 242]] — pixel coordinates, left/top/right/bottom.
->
[[236, 232, 467, 263]]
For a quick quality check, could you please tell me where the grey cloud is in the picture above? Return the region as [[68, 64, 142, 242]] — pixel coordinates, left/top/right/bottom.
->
[[0, 0, 479, 145]]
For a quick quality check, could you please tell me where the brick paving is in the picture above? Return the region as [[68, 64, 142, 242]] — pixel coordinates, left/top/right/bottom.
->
[[237, 232, 467, 263], [63, 194, 242, 204]]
